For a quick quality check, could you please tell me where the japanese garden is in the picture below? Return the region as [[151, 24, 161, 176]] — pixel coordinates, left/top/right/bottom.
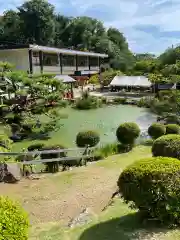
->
[[1, 0, 180, 240]]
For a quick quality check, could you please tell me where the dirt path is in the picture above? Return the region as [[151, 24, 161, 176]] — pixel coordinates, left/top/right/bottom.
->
[[0, 164, 120, 225]]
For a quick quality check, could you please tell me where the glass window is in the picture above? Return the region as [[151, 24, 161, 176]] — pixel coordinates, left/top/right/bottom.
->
[[43, 53, 59, 66]]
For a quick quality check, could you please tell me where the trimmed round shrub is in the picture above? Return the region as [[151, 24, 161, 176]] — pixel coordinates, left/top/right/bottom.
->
[[41, 145, 67, 173], [27, 143, 45, 152], [148, 123, 166, 139], [76, 130, 100, 148], [118, 157, 180, 223], [116, 122, 140, 145], [166, 124, 180, 134], [0, 196, 29, 239], [152, 134, 180, 159]]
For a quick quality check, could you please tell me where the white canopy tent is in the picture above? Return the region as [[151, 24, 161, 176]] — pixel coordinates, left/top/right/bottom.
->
[[54, 75, 76, 83], [110, 76, 152, 88]]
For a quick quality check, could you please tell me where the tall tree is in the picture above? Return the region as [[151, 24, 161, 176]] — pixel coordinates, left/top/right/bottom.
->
[[54, 14, 71, 48], [18, 0, 55, 45], [0, 10, 24, 43]]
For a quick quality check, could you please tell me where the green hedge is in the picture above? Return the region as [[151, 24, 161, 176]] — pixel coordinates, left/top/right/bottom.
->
[[74, 96, 102, 110], [0, 196, 29, 239], [41, 145, 67, 173], [148, 123, 166, 139], [152, 134, 180, 159], [116, 122, 140, 145], [118, 157, 180, 223], [76, 131, 100, 148], [166, 124, 180, 134], [27, 143, 45, 151]]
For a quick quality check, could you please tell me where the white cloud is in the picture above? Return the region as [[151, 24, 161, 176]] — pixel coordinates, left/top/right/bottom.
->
[[1, 0, 180, 53]]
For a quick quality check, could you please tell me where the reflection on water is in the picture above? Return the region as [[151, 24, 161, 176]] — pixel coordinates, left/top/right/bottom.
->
[[136, 113, 157, 131], [53, 105, 156, 147]]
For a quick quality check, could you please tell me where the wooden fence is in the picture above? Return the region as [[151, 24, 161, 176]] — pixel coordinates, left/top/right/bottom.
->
[[0, 146, 97, 165]]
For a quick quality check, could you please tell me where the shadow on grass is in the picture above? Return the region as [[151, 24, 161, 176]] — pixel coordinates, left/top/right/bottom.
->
[[78, 212, 169, 240]]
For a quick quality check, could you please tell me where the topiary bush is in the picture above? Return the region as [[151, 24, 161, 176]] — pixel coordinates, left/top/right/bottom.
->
[[166, 124, 180, 134], [41, 145, 67, 173], [148, 123, 166, 139], [27, 143, 45, 152], [152, 134, 180, 159], [0, 196, 29, 239], [113, 97, 127, 104], [118, 157, 180, 224], [116, 122, 140, 146], [74, 94, 102, 110], [76, 130, 100, 148]]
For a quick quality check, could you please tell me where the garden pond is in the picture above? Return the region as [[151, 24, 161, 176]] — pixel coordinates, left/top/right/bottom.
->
[[51, 105, 156, 147]]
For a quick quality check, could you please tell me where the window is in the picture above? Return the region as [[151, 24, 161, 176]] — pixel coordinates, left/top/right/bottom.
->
[[43, 53, 59, 66]]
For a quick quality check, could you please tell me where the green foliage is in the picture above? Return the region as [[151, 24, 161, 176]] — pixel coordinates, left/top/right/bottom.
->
[[118, 157, 180, 223], [0, 134, 13, 162], [133, 59, 158, 74], [41, 145, 67, 173], [74, 91, 102, 110], [76, 130, 100, 148], [0, 68, 66, 140], [148, 123, 166, 139], [95, 143, 119, 158], [89, 74, 99, 84], [0, 134, 12, 150], [101, 97, 108, 104], [0, 196, 29, 239], [101, 70, 123, 86], [152, 134, 180, 159], [94, 142, 130, 158], [116, 122, 140, 145], [27, 143, 45, 151], [11, 123, 20, 133], [150, 99, 176, 115], [88, 70, 123, 86], [0, 61, 14, 72], [158, 46, 180, 65], [140, 138, 154, 146], [136, 97, 152, 108], [158, 113, 180, 125], [166, 124, 180, 134], [113, 97, 127, 104]]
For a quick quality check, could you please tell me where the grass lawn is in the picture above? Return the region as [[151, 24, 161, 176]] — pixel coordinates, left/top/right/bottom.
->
[[28, 146, 180, 240], [31, 198, 180, 240], [2, 145, 180, 239]]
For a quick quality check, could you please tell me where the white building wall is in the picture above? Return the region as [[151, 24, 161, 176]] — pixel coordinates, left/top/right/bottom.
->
[[0, 49, 29, 71]]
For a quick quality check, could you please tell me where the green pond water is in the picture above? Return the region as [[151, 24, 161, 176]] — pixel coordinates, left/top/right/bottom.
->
[[51, 105, 156, 147]]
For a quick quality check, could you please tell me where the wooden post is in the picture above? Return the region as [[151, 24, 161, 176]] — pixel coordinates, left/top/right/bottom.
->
[[28, 50, 33, 74], [39, 51, 43, 74], [88, 56, 91, 71], [70, 82, 74, 99], [59, 54, 63, 74], [98, 57, 100, 72], [76, 55, 78, 71]]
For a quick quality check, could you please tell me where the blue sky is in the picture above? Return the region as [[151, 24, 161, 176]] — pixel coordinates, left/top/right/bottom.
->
[[1, 0, 180, 54]]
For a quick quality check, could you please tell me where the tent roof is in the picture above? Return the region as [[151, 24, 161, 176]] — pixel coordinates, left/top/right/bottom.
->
[[54, 75, 76, 83], [110, 76, 152, 87]]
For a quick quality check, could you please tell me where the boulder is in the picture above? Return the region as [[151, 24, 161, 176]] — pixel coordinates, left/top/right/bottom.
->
[[0, 163, 22, 183]]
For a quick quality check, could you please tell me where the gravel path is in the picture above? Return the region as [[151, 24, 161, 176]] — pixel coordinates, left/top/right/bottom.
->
[[0, 165, 120, 225]]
